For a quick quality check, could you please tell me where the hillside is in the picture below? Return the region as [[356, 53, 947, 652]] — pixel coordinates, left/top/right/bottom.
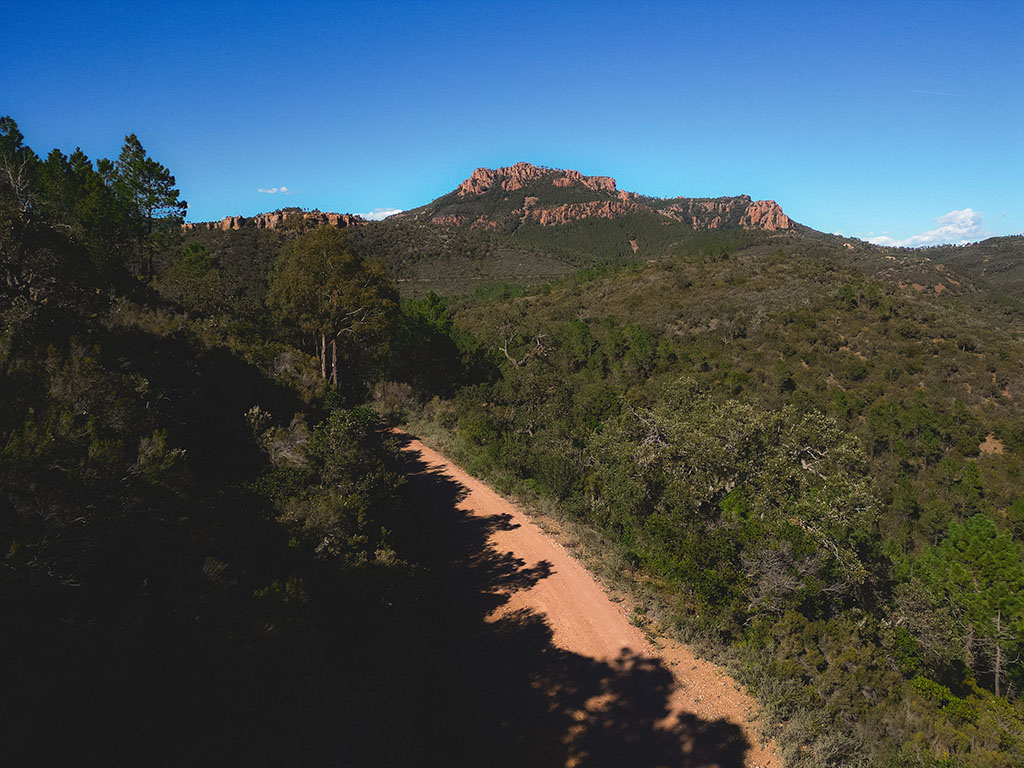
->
[[179, 162, 807, 298], [43, 139, 1024, 766], [395, 162, 792, 234], [181, 165, 1022, 308], [921, 235, 1024, 300], [400, 226, 1024, 767]]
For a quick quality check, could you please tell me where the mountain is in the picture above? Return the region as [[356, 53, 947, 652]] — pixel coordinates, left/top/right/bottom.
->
[[333, 162, 804, 296], [423, 215, 1024, 767], [395, 161, 794, 233], [11, 116, 1024, 768], [177, 163, 1023, 307], [183, 207, 366, 231], [921, 235, 1024, 300]]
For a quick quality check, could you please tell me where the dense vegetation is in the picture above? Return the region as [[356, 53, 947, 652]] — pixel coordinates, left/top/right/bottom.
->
[[402, 232, 1024, 766], [0, 120, 479, 764], [5, 117, 1024, 766]]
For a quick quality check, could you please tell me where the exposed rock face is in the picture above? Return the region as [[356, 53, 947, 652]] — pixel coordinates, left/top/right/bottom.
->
[[182, 210, 366, 232], [457, 162, 618, 196], [428, 200, 642, 230], [739, 199, 791, 231], [187, 164, 795, 237], [551, 168, 617, 193], [439, 162, 793, 232], [526, 200, 642, 226], [658, 195, 791, 232]]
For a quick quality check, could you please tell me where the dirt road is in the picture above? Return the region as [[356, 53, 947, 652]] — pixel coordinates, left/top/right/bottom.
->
[[395, 431, 780, 768]]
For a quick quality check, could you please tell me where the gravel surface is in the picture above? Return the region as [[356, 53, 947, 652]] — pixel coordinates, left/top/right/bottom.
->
[[397, 431, 780, 768]]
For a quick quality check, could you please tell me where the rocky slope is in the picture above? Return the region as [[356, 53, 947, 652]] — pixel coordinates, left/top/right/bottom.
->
[[183, 208, 366, 232], [396, 162, 793, 233], [652, 195, 791, 231]]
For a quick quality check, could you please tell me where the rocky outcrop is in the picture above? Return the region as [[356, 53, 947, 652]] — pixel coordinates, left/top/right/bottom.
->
[[658, 195, 791, 232], [551, 168, 617, 193], [189, 165, 795, 237], [526, 200, 643, 226], [182, 209, 366, 232], [457, 162, 619, 196], [428, 200, 642, 229], [441, 162, 793, 232], [739, 199, 791, 231]]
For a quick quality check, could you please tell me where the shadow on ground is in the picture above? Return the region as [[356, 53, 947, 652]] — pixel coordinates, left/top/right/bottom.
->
[[336, 433, 752, 768], [3, 427, 750, 768]]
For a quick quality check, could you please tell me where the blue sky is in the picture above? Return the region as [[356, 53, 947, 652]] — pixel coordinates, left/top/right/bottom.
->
[[3, 0, 1022, 244]]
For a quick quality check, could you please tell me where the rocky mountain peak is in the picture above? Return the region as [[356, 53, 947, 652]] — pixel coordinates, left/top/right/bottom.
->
[[656, 196, 792, 232], [182, 209, 366, 232], [457, 162, 618, 197]]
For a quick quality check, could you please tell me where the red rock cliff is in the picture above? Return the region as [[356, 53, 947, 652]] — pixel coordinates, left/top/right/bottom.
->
[[457, 162, 618, 196], [658, 196, 791, 231], [739, 199, 791, 231], [183, 210, 366, 232]]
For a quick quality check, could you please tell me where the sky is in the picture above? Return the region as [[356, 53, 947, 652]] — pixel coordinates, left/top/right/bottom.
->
[[3, 0, 1022, 245]]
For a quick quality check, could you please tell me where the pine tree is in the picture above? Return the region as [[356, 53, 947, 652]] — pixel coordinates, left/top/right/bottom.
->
[[107, 134, 186, 277]]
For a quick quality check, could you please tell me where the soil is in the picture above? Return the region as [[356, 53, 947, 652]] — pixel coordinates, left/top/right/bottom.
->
[[394, 430, 780, 768]]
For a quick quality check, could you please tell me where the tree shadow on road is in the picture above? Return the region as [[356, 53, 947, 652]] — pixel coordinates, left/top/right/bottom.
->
[[336, 435, 753, 768], [9, 428, 753, 768]]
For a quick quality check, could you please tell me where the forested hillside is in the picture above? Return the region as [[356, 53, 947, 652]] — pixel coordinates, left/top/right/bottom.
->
[[923, 236, 1024, 302], [0, 119, 482, 765], [5, 117, 1024, 767], [403, 233, 1024, 766]]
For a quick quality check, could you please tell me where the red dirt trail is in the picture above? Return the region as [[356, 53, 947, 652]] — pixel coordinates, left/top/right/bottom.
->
[[396, 431, 780, 768]]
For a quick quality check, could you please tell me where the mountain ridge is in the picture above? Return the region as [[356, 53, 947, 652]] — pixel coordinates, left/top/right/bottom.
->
[[395, 161, 793, 232], [176, 163, 1023, 302], [183, 208, 366, 232]]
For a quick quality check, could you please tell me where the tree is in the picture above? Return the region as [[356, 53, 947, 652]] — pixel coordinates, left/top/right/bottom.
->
[[1, 117, 40, 301], [36, 147, 134, 280], [0, 117, 37, 214], [0, 117, 92, 311], [267, 227, 397, 389], [906, 514, 1024, 695], [586, 380, 880, 618], [108, 134, 186, 276], [158, 242, 225, 315]]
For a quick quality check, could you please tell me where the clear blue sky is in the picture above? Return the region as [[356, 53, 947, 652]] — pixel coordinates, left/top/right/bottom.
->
[[3, 0, 1022, 245]]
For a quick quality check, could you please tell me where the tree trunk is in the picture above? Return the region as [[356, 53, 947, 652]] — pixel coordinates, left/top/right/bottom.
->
[[995, 610, 1002, 698], [145, 212, 154, 278], [964, 621, 975, 670], [331, 339, 338, 388], [320, 333, 327, 380]]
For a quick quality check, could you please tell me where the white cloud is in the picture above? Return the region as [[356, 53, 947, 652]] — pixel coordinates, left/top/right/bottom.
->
[[356, 207, 403, 221], [868, 208, 987, 248], [257, 186, 296, 195]]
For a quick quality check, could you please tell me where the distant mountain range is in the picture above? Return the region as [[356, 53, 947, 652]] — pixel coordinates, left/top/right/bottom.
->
[[180, 162, 1023, 300], [394, 162, 793, 233], [186, 162, 795, 234]]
